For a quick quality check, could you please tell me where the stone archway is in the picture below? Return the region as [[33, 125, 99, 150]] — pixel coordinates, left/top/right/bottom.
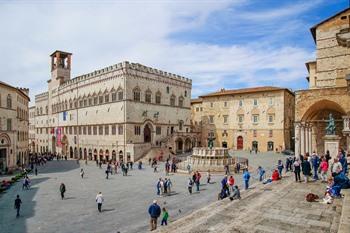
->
[[99, 149, 104, 161], [0, 133, 11, 171], [70, 146, 74, 158], [83, 148, 87, 160], [93, 149, 98, 161], [144, 124, 152, 143], [296, 99, 347, 156], [175, 138, 183, 153], [79, 148, 83, 159], [88, 149, 93, 160], [185, 138, 192, 152], [74, 147, 78, 159], [61, 135, 68, 156]]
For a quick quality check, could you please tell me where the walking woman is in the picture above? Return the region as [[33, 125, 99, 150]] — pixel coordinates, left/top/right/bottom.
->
[[301, 155, 311, 183]]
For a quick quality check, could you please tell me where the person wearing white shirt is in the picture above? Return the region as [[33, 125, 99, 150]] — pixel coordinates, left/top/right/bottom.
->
[[95, 192, 104, 212]]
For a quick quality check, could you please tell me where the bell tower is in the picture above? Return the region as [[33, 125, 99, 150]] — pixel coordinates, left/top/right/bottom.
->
[[50, 50, 72, 86]]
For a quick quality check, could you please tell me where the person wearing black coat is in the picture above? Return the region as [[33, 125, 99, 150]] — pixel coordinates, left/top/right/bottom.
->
[[301, 156, 311, 183]]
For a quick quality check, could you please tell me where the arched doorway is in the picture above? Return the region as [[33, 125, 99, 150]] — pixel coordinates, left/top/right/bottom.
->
[[83, 148, 87, 160], [105, 150, 110, 162], [252, 141, 258, 151], [175, 138, 183, 153], [112, 150, 116, 161], [185, 138, 192, 152], [74, 147, 78, 159], [144, 124, 152, 143], [119, 150, 123, 162], [52, 136, 56, 154], [237, 136, 243, 150], [267, 141, 274, 151], [79, 148, 83, 159], [93, 149, 97, 161], [0, 133, 11, 172], [88, 149, 92, 160], [61, 135, 68, 156], [222, 141, 228, 148], [69, 146, 73, 158], [99, 149, 103, 161]]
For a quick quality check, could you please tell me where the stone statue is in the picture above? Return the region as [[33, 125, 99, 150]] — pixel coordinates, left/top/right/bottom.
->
[[326, 113, 336, 135]]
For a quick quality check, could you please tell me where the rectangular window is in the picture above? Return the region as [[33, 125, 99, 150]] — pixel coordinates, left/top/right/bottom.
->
[[6, 119, 12, 130], [253, 99, 258, 106], [155, 94, 161, 104], [105, 125, 109, 135], [210, 102, 213, 107], [196, 107, 199, 112], [112, 125, 116, 135], [69, 126, 72, 134], [209, 115, 214, 124], [269, 97, 274, 106], [88, 126, 92, 135], [78, 126, 81, 135], [118, 125, 123, 135], [94, 97, 98, 105], [253, 115, 259, 123], [99, 125, 103, 135], [93, 126, 97, 135], [112, 92, 117, 102], [269, 130, 273, 137], [238, 115, 244, 123], [268, 115, 274, 123], [105, 95, 109, 103], [253, 130, 257, 137], [83, 126, 86, 135], [239, 100, 243, 107], [99, 96, 103, 104], [88, 98, 92, 106], [156, 126, 161, 135], [223, 115, 228, 124], [200, 107, 203, 111], [74, 126, 77, 135], [79, 100, 83, 107], [224, 102, 227, 107], [134, 126, 141, 135]]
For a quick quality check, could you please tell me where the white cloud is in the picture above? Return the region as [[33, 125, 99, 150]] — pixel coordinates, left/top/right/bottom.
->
[[0, 0, 314, 102]]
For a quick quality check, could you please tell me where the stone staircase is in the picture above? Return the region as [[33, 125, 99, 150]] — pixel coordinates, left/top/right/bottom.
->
[[157, 175, 343, 233]]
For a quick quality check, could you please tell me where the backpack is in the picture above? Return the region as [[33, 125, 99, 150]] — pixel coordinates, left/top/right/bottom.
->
[[306, 193, 319, 202]]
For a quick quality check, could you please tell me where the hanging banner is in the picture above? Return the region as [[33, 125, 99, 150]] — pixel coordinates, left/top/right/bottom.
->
[[56, 127, 62, 147]]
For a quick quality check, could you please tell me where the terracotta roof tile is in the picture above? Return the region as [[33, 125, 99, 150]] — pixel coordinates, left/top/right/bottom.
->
[[199, 86, 293, 98]]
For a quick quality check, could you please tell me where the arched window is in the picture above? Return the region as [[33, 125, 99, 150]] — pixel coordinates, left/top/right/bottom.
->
[[166, 86, 170, 94], [104, 90, 110, 103], [111, 88, 117, 102], [184, 90, 187, 97], [117, 88, 123, 101], [170, 95, 176, 106], [6, 94, 12, 109], [133, 87, 141, 101], [178, 96, 184, 107], [46, 106, 49, 114], [40, 107, 43, 115], [179, 120, 184, 131], [155, 91, 161, 104], [145, 89, 152, 103]]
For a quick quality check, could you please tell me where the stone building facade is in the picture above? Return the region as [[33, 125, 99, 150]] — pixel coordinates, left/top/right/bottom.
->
[[295, 8, 350, 157], [191, 87, 295, 152], [29, 106, 36, 153], [0, 81, 30, 172], [33, 51, 195, 162]]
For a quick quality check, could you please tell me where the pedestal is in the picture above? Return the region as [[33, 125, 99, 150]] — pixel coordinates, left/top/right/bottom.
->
[[324, 135, 341, 157]]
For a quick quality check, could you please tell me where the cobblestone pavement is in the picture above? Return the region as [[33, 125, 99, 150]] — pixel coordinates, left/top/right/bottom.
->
[[157, 174, 343, 233], [0, 152, 286, 233]]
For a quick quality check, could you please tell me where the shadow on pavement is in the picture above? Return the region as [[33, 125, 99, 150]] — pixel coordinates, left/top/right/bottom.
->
[[0, 177, 49, 233], [36, 160, 80, 174]]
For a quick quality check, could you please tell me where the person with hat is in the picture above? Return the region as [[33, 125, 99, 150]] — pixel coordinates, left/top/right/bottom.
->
[[148, 199, 161, 231]]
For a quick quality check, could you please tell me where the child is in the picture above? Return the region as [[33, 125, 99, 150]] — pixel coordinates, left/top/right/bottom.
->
[[161, 207, 169, 226]]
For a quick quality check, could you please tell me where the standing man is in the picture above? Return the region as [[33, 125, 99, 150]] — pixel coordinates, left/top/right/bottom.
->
[[35, 167, 38, 176], [59, 183, 66, 200], [14, 195, 22, 218], [243, 169, 251, 190], [96, 192, 104, 212], [148, 200, 161, 231]]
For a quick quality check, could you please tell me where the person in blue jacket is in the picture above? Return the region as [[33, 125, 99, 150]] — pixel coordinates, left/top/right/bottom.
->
[[257, 166, 265, 182], [148, 200, 161, 231], [243, 169, 251, 190], [311, 152, 320, 180]]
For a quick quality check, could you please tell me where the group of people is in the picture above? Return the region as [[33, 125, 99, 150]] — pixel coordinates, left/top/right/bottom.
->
[[156, 177, 173, 196], [219, 175, 241, 200]]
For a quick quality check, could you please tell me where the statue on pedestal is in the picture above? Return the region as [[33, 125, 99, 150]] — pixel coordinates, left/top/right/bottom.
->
[[326, 113, 336, 135]]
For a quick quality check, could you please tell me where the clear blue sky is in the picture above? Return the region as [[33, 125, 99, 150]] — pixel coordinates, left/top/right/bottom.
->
[[0, 0, 348, 101]]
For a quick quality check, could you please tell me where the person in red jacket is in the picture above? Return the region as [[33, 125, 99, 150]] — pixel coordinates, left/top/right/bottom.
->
[[272, 169, 280, 181], [228, 175, 235, 192]]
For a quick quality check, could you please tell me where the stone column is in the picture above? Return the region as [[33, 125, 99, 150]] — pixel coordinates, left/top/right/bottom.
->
[[308, 126, 313, 154], [300, 124, 305, 156], [294, 123, 301, 158], [342, 116, 350, 153], [305, 125, 309, 154]]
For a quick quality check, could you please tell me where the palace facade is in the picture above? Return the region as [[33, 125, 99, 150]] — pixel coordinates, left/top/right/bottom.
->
[[295, 8, 350, 157], [0, 81, 30, 172], [191, 87, 295, 152], [33, 51, 196, 162]]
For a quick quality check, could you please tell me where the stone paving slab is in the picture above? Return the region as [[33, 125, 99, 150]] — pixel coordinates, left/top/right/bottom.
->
[[157, 175, 343, 233]]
